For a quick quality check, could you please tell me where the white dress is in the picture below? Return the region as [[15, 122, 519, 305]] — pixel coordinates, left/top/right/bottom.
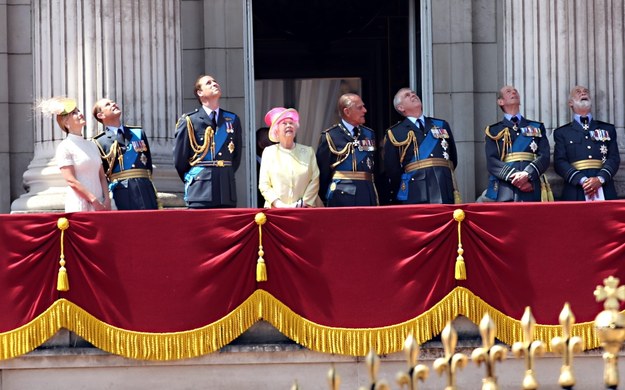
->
[[55, 133, 104, 212]]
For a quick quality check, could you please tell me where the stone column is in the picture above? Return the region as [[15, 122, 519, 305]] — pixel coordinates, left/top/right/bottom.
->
[[11, 0, 183, 212], [503, 0, 625, 194], [431, 0, 479, 201], [0, 0, 10, 213]]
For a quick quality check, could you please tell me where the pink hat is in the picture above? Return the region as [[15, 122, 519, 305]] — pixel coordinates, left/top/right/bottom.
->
[[264, 107, 299, 142]]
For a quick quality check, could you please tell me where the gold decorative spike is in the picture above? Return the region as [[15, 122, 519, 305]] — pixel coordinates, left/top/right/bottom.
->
[[512, 307, 545, 389], [327, 365, 341, 390], [594, 276, 625, 388], [551, 302, 583, 388], [359, 349, 390, 390], [396, 334, 429, 390], [433, 322, 468, 390], [471, 313, 507, 390]]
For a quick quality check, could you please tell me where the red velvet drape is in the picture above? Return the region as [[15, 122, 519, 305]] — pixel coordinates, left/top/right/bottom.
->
[[1, 202, 623, 333]]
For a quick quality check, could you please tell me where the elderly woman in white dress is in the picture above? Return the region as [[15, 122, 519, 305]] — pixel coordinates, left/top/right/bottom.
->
[[40, 97, 111, 212], [259, 107, 323, 208]]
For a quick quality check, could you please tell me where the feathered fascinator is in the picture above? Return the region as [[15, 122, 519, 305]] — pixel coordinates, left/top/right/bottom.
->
[[38, 97, 77, 117]]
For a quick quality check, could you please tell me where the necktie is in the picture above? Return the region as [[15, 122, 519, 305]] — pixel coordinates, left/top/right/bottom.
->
[[581, 116, 589, 130], [416, 119, 425, 133], [116, 127, 126, 142], [209, 111, 217, 130], [352, 126, 359, 138]]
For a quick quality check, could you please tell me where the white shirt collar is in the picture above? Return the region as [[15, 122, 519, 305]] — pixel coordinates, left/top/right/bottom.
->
[[202, 106, 219, 118]]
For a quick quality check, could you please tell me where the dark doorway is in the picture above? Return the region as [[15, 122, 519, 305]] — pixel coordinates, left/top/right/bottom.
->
[[253, 0, 421, 136]]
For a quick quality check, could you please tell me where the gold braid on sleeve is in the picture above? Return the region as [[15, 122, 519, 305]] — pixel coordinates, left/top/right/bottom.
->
[[386, 129, 417, 166], [325, 132, 356, 170], [485, 126, 512, 161], [185, 116, 213, 166]]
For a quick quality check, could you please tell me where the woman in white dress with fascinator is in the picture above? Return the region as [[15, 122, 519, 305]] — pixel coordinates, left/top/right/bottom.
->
[[39, 97, 111, 212]]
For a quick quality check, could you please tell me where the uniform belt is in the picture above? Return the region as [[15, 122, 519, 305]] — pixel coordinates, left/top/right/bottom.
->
[[571, 159, 603, 170], [110, 169, 151, 182], [503, 152, 535, 163], [405, 158, 454, 173], [332, 171, 373, 181], [196, 160, 232, 167]]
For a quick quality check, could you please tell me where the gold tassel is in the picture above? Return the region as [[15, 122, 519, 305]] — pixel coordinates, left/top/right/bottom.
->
[[454, 190, 462, 204], [255, 212, 267, 282], [455, 254, 466, 280], [448, 160, 462, 204], [453, 209, 466, 280], [540, 180, 548, 202], [57, 217, 70, 291], [541, 174, 555, 202]]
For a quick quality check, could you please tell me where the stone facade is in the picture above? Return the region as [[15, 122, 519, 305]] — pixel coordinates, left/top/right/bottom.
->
[[4, 0, 625, 212], [1, 0, 625, 386]]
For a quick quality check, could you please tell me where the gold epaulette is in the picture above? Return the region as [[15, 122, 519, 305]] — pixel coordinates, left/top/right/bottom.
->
[[485, 126, 512, 161], [485, 125, 510, 140], [386, 128, 417, 165]]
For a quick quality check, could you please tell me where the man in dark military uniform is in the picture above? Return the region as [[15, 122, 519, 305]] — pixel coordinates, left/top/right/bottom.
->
[[484, 85, 551, 202], [383, 88, 460, 204], [173, 75, 242, 208], [554, 85, 620, 201], [316, 93, 378, 207], [92, 98, 159, 210]]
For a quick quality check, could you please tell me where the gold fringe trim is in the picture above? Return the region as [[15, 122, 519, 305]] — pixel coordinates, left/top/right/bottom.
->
[[0, 296, 260, 361], [257, 288, 601, 356], [0, 288, 604, 360]]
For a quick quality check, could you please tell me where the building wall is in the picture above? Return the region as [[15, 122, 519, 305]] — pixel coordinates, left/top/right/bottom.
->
[[3, 0, 34, 214], [0, 0, 9, 213], [430, 0, 502, 201], [4, 0, 625, 211]]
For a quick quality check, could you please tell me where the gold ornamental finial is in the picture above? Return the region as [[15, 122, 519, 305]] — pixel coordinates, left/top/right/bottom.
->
[[551, 302, 583, 389], [396, 334, 429, 389], [358, 349, 390, 390], [327, 365, 341, 390], [471, 313, 507, 390], [594, 276, 625, 388], [512, 307, 545, 389], [433, 322, 468, 390]]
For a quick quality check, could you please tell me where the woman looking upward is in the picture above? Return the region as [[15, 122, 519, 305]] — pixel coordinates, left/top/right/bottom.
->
[[258, 107, 322, 208]]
